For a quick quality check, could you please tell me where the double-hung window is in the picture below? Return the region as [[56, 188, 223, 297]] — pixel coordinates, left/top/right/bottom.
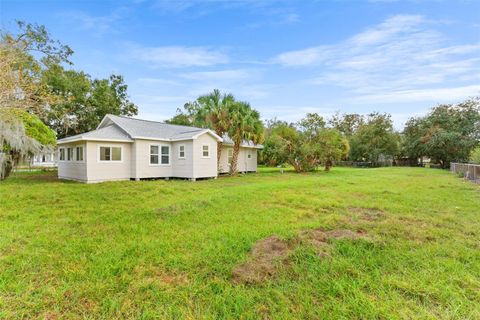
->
[[202, 144, 210, 158], [76, 146, 84, 161], [178, 145, 185, 159], [150, 145, 170, 165], [67, 148, 74, 161], [161, 146, 170, 164], [227, 149, 233, 164], [100, 146, 122, 162], [150, 145, 159, 164], [59, 148, 65, 161]]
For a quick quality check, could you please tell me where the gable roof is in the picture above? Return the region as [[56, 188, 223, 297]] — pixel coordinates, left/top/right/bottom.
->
[[222, 135, 264, 149], [58, 114, 223, 144], [57, 123, 134, 144]]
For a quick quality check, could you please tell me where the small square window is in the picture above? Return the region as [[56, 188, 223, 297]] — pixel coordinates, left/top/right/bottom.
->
[[202, 145, 209, 158], [179, 145, 185, 159], [100, 147, 111, 161], [112, 147, 121, 161]]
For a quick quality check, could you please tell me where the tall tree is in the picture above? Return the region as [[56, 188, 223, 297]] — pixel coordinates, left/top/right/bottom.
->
[[0, 21, 72, 114], [349, 112, 400, 163], [41, 66, 138, 138], [197, 89, 235, 168], [403, 98, 480, 168], [227, 101, 264, 175], [329, 112, 364, 137]]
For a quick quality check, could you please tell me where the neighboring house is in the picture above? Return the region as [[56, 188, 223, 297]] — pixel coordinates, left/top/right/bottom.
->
[[56, 114, 262, 183], [32, 152, 57, 167]]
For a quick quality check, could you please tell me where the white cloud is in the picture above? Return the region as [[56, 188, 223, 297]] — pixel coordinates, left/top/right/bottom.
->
[[350, 85, 480, 104], [272, 14, 480, 105], [59, 7, 129, 36], [132, 46, 229, 68]]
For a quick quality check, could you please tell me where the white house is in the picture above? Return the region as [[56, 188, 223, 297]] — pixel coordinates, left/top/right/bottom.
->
[[32, 151, 57, 167], [56, 114, 262, 183]]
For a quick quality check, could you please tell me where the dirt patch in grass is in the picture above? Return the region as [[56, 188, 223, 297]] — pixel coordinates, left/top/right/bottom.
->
[[348, 207, 385, 221], [23, 173, 59, 182], [233, 228, 369, 284], [232, 235, 291, 284]]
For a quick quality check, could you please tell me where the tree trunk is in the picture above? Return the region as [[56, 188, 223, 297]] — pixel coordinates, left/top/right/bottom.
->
[[217, 141, 223, 172], [229, 142, 241, 175], [324, 159, 332, 171]]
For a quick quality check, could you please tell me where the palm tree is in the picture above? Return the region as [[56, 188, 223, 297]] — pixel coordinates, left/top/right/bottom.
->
[[227, 101, 264, 175], [197, 89, 235, 170]]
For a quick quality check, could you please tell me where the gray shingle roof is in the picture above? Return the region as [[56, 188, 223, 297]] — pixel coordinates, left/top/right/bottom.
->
[[222, 135, 264, 149], [105, 114, 209, 140], [58, 124, 133, 143], [58, 114, 261, 148]]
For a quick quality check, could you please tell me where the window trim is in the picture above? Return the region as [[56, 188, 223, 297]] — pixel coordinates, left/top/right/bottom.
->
[[67, 147, 74, 161], [149, 143, 171, 166], [227, 148, 233, 165], [178, 144, 186, 159], [59, 148, 65, 161], [75, 145, 85, 162], [201, 144, 210, 159], [98, 145, 123, 163]]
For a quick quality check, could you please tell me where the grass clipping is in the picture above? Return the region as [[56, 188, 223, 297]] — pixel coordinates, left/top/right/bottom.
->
[[232, 229, 367, 284]]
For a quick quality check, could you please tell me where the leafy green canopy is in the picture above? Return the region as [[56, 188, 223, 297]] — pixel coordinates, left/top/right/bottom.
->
[[0, 108, 56, 180], [1, 21, 137, 138], [470, 147, 480, 164], [348, 113, 400, 163], [403, 98, 480, 168], [261, 113, 349, 172], [1, 108, 56, 146]]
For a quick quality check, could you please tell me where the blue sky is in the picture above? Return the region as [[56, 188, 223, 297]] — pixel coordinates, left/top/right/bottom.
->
[[2, 0, 480, 128]]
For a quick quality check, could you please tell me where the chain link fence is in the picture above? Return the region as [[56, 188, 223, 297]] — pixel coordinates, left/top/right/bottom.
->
[[450, 163, 480, 184]]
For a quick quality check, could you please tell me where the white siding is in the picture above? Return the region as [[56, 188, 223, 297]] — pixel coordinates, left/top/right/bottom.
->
[[219, 146, 258, 173], [58, 143, 87, 182], [85, 141, 133, 182], [132, 139, 173, 179], [171, 141, 194, 178], [192, 133, 218, 178]]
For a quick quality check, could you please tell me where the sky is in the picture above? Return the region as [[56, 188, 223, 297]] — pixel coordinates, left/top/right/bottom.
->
[[1, 0, 479, 128]]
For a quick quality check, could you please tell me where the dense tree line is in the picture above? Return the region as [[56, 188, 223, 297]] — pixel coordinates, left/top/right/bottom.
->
[[261, 97, 480, 170]]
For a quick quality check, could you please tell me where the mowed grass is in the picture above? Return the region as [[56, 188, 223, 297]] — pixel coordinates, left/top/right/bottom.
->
[[0, 167, 479, 319]]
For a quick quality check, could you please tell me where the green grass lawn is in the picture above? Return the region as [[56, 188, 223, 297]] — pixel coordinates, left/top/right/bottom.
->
[[1, 167, 479, 319]]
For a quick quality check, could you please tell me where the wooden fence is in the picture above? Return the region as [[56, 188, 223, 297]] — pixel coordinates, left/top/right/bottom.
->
[[450, 163, 480, 184]]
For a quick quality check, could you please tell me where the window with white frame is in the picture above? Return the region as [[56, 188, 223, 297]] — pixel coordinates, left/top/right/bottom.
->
[[227, 148, 233, 164], [202, 144, 210, 158], [59, 148, 65, 161], [100, 146, 122, 161], [178, 145, 185, 159], [150, 145, 159, 164], [76, 146, 84, 161], [247, 151, 252, 159], [161, 146, 170, 164], [67, 148, 73, 161], [150, 145, 170, 165]]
